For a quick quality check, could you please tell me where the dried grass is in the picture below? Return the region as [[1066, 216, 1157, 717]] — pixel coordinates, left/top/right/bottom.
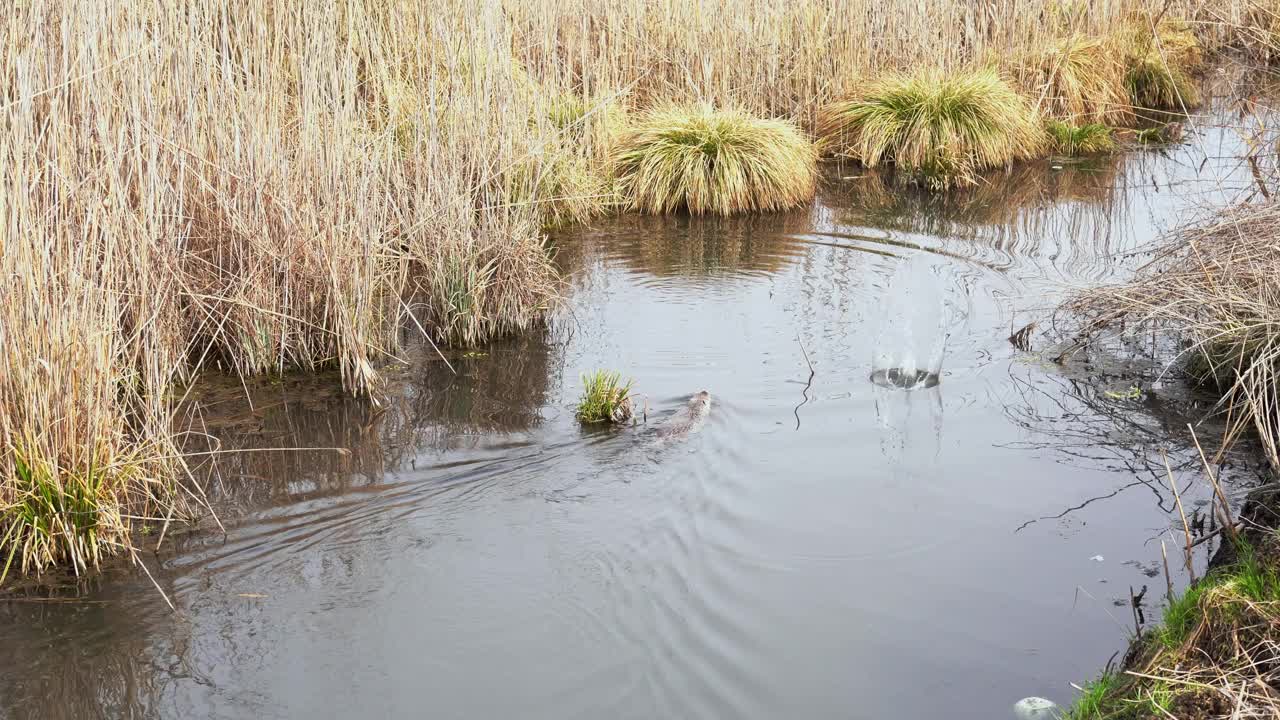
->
[[1239, 0, 1280, 62], [818, 69, 1047, 189], [1124, 18, 1205, 112], [1014, 35, 1133, 126], [1062, 203, 1280, 469], [613, 106, 818, 215]]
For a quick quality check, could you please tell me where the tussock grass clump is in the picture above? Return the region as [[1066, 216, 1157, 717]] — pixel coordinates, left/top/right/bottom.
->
[[504, 151, 610, 229], [818, 69, 1047, 190], [1124, 20, 1204, 112], [612, 106, 818, 216], [2, 447, 172, 583], [1014, 35, 1132, 126], [576, 371, 635, 424], [1047, 121, 1117, 155], [1063, 536, 1280, 719], [1062, 203, 1280, 468]]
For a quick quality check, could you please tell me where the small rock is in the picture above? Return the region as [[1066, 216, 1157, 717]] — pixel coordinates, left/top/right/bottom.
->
[[1014, 696, 1062, 719]]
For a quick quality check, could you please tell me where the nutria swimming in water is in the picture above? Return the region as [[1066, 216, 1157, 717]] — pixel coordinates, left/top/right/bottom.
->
[[652, 390, 711, 441]]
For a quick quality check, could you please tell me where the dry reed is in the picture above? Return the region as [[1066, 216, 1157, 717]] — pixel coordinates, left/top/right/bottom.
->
[[613, 106, 817, 215], [818, 69, 1047, 189], [0, 0, 567, 580], [1013, 35, 1133, 126], [1062, 203, 1280, 469]]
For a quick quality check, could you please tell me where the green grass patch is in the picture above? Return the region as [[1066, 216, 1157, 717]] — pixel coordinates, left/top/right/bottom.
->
[[1063, 533, 1280, 720], [818, 68, 1046, 190], [1062, 672, 1121, 719], [1153, 580, 1208, 650], [575, 370, 635, 424], [1, 444, 151, 584], [1047, 121, 1116, 155], [1062, 673, 1176, 720], [612, 105, 818, 216]]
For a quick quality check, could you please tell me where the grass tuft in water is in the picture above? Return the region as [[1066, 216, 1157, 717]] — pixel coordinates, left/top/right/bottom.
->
[[611, 105, 818, 216], [1047, 121, 1116, 155], [1, 440, 180, 584], [818, 69, 1046, 190], [575, 371, 635, 424], [1123, 20, 1202, 112], [1062, 672, 1121, 719], [1014, 35, 1132, 126]]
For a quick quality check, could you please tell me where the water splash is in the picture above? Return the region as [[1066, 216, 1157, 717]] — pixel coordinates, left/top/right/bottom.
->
[[870, 253, 970, 389]]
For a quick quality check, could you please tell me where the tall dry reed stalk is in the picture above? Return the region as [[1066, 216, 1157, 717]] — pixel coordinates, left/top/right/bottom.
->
[[504, 0, 1259, 128]]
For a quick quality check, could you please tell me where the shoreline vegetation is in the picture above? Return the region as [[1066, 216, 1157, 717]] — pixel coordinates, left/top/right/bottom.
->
[[1058, 491, 1280, 719], [1057, 199, 1280, 718], [1063, 203, 1280, 472], [0, 0, 1277, 605]]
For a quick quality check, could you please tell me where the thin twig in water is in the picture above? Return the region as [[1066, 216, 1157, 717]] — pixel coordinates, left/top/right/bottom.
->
[[793, 333, 816, 430], [132, 554, 175, 612], [1163, 449, 1196, 583], [1130, 584, 1147, 637], [1189, 425, 1240, 545]]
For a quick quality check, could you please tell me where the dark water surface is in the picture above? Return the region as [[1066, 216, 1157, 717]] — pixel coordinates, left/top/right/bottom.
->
[[3, 87, 1278, 720]]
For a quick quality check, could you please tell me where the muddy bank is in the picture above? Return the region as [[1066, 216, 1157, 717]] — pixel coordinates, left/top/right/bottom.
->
[[1055, 478, 1280, 719]]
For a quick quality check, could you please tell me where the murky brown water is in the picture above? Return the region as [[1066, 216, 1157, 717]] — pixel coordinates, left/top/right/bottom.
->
[[2, 82, 1278, 720]]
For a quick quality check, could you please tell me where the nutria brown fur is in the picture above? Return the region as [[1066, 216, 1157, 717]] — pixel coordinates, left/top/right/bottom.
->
[[653, 391, 712, 440]]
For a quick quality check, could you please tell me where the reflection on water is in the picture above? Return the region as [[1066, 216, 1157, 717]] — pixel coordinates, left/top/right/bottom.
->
[[873, 377, 945, 473], [180, 329, 561, 514], [2, 80, 1279, 720], [583, 210, 816, 283], [834, 157, 1124, 241]]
